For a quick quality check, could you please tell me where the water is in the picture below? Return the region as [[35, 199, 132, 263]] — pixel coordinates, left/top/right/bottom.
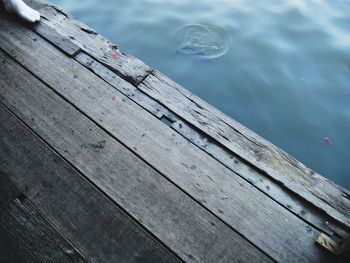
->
[[51, 0, 350, 190]]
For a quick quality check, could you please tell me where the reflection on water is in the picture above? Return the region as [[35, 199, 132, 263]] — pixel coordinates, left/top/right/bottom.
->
[[51, 0, 350, 189]]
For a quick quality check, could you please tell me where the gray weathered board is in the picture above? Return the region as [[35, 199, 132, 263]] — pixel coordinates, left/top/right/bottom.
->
[[0, 104, 181, 263], [24, 0, 350, 235], [0, 1, 349, 262]]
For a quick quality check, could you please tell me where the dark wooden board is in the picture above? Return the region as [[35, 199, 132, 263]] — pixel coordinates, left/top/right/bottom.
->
[[0, 16, 334, 262], [0, 56, 271, 262], [0, 172, 21, 213], [0, 112, 180, 262], [0, 199, 87, 263]]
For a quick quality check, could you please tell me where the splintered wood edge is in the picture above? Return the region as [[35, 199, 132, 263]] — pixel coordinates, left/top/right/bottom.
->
[[26, 0, 152, 85], [315, 233, 340, 255]]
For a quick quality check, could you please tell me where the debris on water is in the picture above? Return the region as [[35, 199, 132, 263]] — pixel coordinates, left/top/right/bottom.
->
[[175, 24, 230, 59], [324, 137, 333, 145]]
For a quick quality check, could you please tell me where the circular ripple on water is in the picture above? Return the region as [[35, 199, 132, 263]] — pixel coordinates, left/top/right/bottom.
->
[[175, 24, 230, 59]]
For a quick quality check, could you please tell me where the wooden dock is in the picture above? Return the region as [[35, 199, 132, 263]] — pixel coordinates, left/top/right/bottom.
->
[[0, 0, 349, 262]]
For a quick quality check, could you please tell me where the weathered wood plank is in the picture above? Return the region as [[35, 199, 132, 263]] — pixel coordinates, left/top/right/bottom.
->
[[0, 113, 180, 262], [0, 199, 87, 263], [26, 0, 344, 238], [25, 0, 151, 85], [169, 119, 350, 238], [75, 52, 168, 119], [0, 55, 270, 263], [0, 172, 21, 213], [25, 0, 350, 231], [76, 50, 349, 238], [0, 16, 334, 262], [29, 20, 81, 56], [138, 70, 350, 228]]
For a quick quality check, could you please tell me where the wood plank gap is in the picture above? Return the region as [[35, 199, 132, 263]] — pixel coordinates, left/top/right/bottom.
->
[[137, 69, 155, 86]]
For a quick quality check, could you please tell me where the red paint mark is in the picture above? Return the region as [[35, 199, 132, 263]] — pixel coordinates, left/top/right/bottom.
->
[[324, 137, 333, 145], [111, 52, 119, 60], [112, 96, 117, 101]]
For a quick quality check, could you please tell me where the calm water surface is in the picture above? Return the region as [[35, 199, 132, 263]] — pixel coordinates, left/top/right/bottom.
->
[[51, 0, 350, 189]]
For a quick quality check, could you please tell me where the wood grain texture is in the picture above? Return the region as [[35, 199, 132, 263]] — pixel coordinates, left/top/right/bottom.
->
[[25, 0, 151, 85], [0, 56, 270, 262], [168, 119, 350, 238], [0, 16, 335, 262], [75, 52, 168, 119], [0, 172, 20, 213], [25, 0, 350, 231], [0, 199, 87, 263], [75, 49, 349, 239], [0, 113, 180, 262], [29, 20, 81, 56], [138, 70, 350, 228]]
